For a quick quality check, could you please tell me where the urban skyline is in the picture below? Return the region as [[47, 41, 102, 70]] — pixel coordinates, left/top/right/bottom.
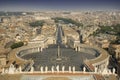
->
[[0, 0, 120, 11], [0, 3, 120, 80]]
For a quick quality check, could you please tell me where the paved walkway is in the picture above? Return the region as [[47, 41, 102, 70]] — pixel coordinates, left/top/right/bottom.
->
[[21, 44, 97, 71]]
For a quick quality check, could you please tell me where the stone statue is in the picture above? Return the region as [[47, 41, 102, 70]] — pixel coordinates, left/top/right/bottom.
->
[[30, 66, 34, 72], [72, 66, 75, 73], [102, 68, 108, 75], [75, 47, 77, 51], [83, 67, 86, 72], [62, 66, 65, 73], [40, 66, 43, 73], [8, 64, 15, 74], [15, 68, 19, 73], [99, 70, 102, 73], [69, 66, 72, 73], [51, 66, 54, 73], [78, 47, 81, 51], [95, 67, 98, 73], [56, 65, 59, 72], [113, 68, 115, 74], [108, 70, 112, 74], [45, 66, 48, 73], [19, 66, 22, 73], [5, 69, 8, 73], [2, 68, 5, 74], [38, 47, 40, 52], [41, 47, 43, 52]]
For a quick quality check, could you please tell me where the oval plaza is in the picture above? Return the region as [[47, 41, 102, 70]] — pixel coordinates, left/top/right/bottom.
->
[[2, 24, 116, 80]]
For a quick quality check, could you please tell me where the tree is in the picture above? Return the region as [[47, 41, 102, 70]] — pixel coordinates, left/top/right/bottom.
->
[[10, 42, 24, 49], [53, 17, 83, 27], [29, 20, 44, 27]]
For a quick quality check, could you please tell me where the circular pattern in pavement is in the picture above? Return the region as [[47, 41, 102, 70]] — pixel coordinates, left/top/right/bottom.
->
[[20, 44, 98, 71]]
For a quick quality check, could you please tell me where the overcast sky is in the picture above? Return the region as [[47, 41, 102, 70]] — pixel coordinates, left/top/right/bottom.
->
[[0, 0, 120, 11]]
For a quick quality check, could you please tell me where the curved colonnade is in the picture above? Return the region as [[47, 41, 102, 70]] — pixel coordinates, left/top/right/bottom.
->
[[74, 43, 110, 72], [9, 42, 110, 73], [8, 43, 48, 65]]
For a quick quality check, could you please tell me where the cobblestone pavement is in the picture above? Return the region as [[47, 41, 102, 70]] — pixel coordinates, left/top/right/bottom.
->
[[20, 26, 97, 71], [21, 44, 97, 71]]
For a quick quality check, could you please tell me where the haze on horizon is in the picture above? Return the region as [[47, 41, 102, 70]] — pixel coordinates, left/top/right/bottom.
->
[[0, 0, 120, 11]]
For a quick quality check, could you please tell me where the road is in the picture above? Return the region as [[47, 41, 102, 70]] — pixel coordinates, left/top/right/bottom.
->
[[20, 25, 97, 71], [56, 25, 63, 45]]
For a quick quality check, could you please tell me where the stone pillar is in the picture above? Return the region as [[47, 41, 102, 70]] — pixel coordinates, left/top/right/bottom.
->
[[62, 66, 65, 73]]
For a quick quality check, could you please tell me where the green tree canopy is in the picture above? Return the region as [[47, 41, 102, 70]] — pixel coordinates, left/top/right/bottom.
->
[[10, 42, 24, 49], [91, 24, 120, 37], [53, 17, 83, 27], [29, 20, 44, 27]]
